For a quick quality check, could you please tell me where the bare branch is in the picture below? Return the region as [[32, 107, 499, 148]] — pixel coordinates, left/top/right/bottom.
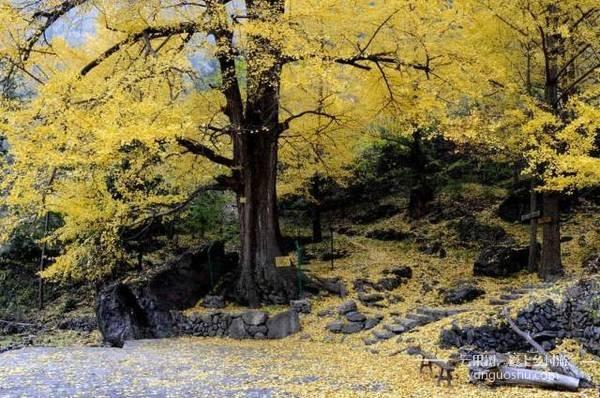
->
[[176, 137, 234, 167], [80, 22, 200, 76]]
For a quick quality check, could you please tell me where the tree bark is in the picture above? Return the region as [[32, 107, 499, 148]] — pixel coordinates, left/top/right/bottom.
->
[[527, 180, 539, 273], [229, 0, 287, 307], [540, 192, 563, 279], [235, 133, 284, 307], [538, 4, 563, 280]]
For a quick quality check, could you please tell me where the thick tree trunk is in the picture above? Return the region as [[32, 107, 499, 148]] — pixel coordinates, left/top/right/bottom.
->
[[527, 181, 539, 273], [236, 133, 284, 307], [538, 5, 563, 281], [540, 192, 563, 279]]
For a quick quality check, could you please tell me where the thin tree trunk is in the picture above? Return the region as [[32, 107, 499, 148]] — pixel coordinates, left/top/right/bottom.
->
[[540, 192, 563, 279], [38, 211, 50, 310], [311, 205, 322, 243], [309, 177, 323, 243]]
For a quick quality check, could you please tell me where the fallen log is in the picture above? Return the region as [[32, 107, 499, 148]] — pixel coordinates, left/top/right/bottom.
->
[[502, 307, 594, 388], [470, 366, 580, 391]]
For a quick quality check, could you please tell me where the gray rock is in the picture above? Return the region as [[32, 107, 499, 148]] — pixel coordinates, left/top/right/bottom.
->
[[317, 309, 334, 317], [363, 317, 382, 330], [228, 318, 248, 339], [241, 311, 267, 326], [318, 278, 348, 297], [443, 284, 485, 304], [202, 295, 225, 309], [337, 300, 358, 315], [266, 310, 300, 339], [326, 321, 344, 333], [386, 266, 413, 279], [384, 324, 406, 334], [397, 319, 418, 330], [247, 325, 268, 335], [363, 337, 379, 345], [341, 322, 364, 334], [358, 292, 384, 304], [290, 299, 311, 314], [374, 276, 403, 291], [372, 329, 394, 340], [346, 311, 367, 322], [474, 244, 538, 277]]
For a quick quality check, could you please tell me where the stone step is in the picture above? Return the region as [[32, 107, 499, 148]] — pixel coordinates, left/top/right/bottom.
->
[[372, 329, 395, 340], [415, 307, 467, 319], [384, 324, 407, 334], [395, 318, 419, 330], [499, 294, 522, 301], [405, 313, 434, 325], [511, 288, 533, 295]]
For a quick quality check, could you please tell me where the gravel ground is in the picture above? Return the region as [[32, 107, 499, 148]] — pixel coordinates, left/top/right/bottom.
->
[[0, 339, 295, 398]]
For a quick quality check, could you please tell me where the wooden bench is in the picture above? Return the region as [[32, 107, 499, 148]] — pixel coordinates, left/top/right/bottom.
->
[[419, 351, 455, 386]]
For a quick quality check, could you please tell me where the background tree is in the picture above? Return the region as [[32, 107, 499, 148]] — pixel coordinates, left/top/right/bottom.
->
[[452, 0, 600, 279]]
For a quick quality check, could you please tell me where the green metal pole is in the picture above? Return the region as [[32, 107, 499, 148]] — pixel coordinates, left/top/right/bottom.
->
[[295, 240, 303, 297]]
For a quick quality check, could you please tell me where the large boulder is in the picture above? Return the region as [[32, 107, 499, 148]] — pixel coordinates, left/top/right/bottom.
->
[[266, 310, 300, 339], [95, 283, 150, 347], [443, 284, 485, 304], [473, 244, 538, 277], [96, 242, 236, 346], [241, 311, 268, 326], [228, 317, 248, 339]]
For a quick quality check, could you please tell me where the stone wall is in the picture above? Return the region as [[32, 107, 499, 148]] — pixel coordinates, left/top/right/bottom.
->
[[174, 309, 300, 340], [440, 278, 600, 355]]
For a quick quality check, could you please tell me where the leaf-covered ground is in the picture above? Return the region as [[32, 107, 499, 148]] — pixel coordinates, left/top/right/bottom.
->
[[0, 337, 597, 398], [1, 195, 599, 397]]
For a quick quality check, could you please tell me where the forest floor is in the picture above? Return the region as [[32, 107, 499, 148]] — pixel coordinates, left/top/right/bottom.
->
[[1, 189, 599, 397]]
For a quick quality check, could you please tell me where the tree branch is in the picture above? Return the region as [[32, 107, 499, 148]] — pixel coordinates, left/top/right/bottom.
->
[[176, 137, 234, 167], [559, 63, 600, 103], [279, 110, 341, 132], [80, 22, 200, 76]]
